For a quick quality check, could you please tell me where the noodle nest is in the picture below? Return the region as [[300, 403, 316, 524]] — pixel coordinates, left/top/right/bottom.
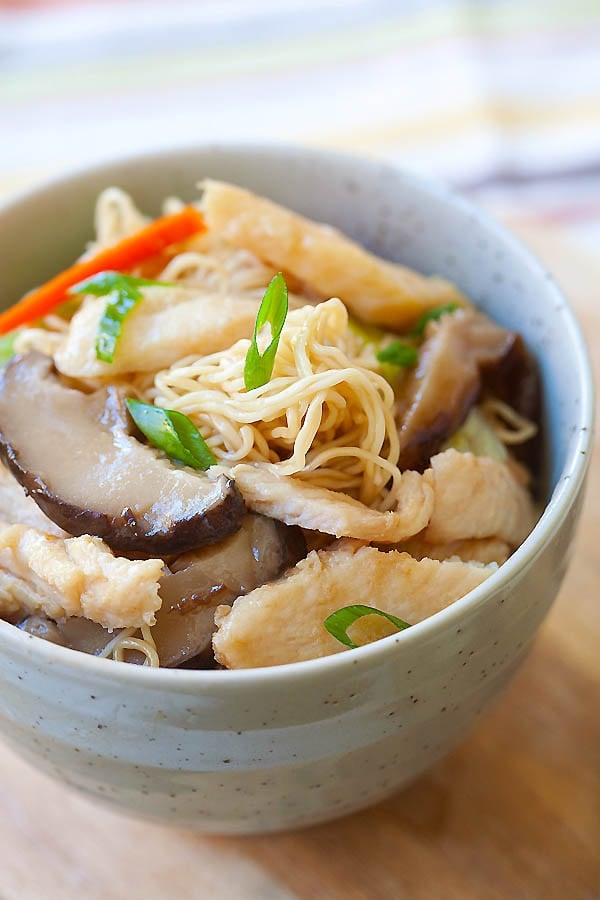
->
[[149, 299, 403, 510]]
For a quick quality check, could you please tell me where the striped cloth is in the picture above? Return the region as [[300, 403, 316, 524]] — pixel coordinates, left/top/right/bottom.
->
[[1, 0, 600, 249]]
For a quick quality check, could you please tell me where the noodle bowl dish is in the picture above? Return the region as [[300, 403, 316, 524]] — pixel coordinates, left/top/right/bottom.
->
[[0, 146, 592, 831]]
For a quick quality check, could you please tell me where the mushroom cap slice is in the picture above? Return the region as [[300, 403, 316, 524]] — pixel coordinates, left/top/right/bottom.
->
[[396, 309, 519, 471], [155, 514, 306, 667], [0, 352, 245, 555], [17, 613, 119, 656], [17, 614, 67, 646], [17, 614, 152, 663]]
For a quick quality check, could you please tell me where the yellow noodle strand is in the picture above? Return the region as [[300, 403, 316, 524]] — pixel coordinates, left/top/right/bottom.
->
[[98, 625, 159, 667], [150, 299, 402, 509], [482, 398, 538, 445]]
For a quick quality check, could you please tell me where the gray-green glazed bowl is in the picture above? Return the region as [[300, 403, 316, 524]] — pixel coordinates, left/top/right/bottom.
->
[[0, 145, 593, 833]]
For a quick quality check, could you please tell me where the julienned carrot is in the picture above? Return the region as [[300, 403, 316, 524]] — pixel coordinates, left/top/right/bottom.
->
[[0, 205, 206, 335]]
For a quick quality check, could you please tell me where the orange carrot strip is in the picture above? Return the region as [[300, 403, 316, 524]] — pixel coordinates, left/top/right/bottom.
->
[[0, 205, 206, 335]]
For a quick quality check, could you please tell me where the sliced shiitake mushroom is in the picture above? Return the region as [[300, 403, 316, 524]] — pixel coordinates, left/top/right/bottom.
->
[[154, 513, 306, 667], [17, 614, 67, 647], [17, 614, 150, 664], [480, 333, 542, 477], [17, 614, 113, 654], [396, 309, 538, 471], [0, 352, 245, 555], [57, 617, 121, 656]]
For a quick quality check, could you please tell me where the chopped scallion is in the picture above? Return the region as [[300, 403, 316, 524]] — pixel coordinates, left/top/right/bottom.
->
[[376, 340, 418, 368], [324, 604, 411, 649], [0, 329, 21, 368], [70, 270, 174, 364], [125, 398, 216, 471], [244, 272, 288, 391]]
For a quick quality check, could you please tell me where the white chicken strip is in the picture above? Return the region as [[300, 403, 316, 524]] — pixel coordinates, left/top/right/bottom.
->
[[202, 180, 466, 331], [0, 464, 66, 536], [213, 540, 494, 667], [0, 524, 164, 628], [395, 535, 511, 566], [423, 449, 536, 547], [232, 464, 433, 543], [55, 287, 260, 378]]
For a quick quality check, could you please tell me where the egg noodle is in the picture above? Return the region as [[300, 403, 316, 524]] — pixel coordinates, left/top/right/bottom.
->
[[99, 624, 159, 667], [481, 397, 538, 446]]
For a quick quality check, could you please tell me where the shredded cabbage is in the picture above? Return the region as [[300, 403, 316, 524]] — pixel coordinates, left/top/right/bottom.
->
[[444, 408, 508, 462]]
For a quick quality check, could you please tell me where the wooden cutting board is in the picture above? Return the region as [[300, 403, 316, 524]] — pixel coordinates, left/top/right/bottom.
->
[[0, 222, 598, 900]]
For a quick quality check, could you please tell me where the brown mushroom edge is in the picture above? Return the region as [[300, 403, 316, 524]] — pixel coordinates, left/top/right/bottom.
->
[[0, 352, 245, 556], [155, 514, 306, 667], [396, 309, 541, 476]]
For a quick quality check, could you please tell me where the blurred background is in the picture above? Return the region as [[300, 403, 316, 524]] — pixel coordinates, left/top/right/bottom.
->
[[1, 0, 599, 253]]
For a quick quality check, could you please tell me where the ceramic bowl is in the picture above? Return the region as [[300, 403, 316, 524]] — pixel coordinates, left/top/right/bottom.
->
[[0, 145, 593, 833]]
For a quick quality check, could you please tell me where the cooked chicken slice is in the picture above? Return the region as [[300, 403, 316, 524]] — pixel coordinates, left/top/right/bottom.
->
[[55, 287, 261, 378], [396, 535, 510, 566], [201, 180, 466, 331], [423, 449, 536, 547], [0, 523, 163, 628], [213, 540, 494, 667], [232, 464, 433, 542], [396, 308, 515, 471], [0, 464, 66, 537]]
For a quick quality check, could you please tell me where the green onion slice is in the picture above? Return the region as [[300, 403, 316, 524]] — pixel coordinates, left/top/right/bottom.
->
[[70, 270, 174, 364], [324, 604, 411, 649], [244, 272, 288, 391], [125, 398, 216, 471], [0, 329, 21, 368], [412, 303, 460, 337], [376, 340, 418, 368]]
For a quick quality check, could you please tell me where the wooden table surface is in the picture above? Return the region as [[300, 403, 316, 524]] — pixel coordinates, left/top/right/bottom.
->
[[0, 223, 598, 900]]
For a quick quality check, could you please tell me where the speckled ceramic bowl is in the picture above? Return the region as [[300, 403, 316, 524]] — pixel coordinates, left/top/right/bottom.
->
[[0, 145, 593, 833]]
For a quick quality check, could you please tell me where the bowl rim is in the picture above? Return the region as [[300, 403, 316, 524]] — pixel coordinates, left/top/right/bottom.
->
[[0, 141, 594, 689]]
